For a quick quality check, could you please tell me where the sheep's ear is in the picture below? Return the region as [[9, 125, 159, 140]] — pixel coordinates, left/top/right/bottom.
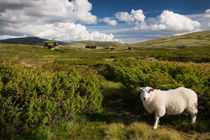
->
[[150, 88, 155, 92], [136, 87, 143, 91]]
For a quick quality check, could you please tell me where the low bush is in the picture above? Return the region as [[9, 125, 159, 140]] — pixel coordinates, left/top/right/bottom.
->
[[0, 63, 103, 136], [98, 59, 209, 115]]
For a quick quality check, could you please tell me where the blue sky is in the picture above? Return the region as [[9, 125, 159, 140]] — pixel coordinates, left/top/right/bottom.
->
[[87, 0, 210, 42], [89, 0, 209, 17], [0, 0, 210, 43]]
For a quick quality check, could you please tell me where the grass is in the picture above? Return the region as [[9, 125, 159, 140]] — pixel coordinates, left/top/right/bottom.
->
[[133, 30, 210, 48], [0, 31, 210, 66], [104, 122, 185, 140]]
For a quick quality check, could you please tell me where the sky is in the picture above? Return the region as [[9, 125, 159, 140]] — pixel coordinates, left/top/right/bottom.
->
[[0, 0, 210, 43]]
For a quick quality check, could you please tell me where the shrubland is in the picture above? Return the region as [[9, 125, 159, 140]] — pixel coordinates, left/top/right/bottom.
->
[[97, 59, 209, 116], [0, 58, 209, 140], [0, 61, 103, 138]]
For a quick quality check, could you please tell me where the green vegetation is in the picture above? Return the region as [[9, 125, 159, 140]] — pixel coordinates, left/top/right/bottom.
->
[[98, 59, 209, 114], [0, 37, 49, 46], [0, 62, 102, 139], [0, 37, 64, 46], [133, 30, 210, 48], [133, 31, 210, 62], [65, 40, 127, 48], [0, 31, 209, 139], [44, 40, 57, 43]]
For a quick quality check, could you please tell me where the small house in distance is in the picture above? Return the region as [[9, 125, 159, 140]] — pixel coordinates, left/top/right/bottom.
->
[[85, 45, 96, 49], [128, 47, 134, 50], [44, 40, 58, 50], [104, 47, 115, 50], [177, 46, 189, 49]]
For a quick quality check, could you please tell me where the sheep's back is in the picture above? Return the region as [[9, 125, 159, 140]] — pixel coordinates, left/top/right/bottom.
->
[[160, 87, 197, 115]]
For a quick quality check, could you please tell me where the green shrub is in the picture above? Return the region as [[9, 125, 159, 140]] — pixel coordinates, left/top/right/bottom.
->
[[0, 63, 103, 136], [99, 59, 209, 115]]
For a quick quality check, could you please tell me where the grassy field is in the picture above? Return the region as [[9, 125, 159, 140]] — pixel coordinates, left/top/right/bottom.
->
[[0, 32, 209, 67], [0, 31, 209, 140]]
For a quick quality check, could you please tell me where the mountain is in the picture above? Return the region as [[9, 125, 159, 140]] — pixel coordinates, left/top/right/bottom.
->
[[0, 37, 64, 45], [0, 37, 123, 47], [133, 31, 210, 48]]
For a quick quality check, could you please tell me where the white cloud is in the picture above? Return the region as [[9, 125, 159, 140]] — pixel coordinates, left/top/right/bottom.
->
[[204, 9, 210, 18], [0, 35, 27, 40], [115, 9, 200, 32], [0, 0, 97, 24], [1, 22, 117, 42], [208, 23, 210, 27], [131, 9, 145, 22], [101, 17, 117, 26], [150, 10, 200, 31], [115, 9, 145, 23], [0, 0, 118, 42], [133, 22, 148, 30]]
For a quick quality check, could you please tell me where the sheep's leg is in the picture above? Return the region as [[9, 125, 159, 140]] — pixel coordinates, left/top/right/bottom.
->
[[190, 107, 198, 125], [191, 114, 196, 125], [153, 114, 160, 129], [153, 109, 165, 129]]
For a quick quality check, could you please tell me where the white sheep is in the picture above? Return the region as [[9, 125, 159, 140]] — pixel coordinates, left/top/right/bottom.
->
[[137, 87, 198, 129]]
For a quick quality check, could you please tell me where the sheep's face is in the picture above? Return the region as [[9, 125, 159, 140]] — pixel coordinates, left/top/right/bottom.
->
[[137, 87, 154, 102]]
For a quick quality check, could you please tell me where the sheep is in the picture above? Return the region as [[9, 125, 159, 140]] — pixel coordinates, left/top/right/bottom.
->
[[137, 87, 198, 129]]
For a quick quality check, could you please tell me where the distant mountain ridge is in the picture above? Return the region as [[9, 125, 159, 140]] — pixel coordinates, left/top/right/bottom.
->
[[0, 37, 64, 45]]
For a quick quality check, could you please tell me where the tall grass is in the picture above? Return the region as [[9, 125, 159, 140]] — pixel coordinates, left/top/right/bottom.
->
[[104, 122, 184, 140]]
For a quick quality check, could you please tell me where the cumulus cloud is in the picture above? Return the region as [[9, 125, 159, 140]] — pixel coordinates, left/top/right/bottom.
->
[[0, 35, 27, 40], [149, 10, 200, 31], [115, 9, 145, 23], [35, 23, 116, 41], [125, 10, 200, 32], [0, 0, 97, 24], [204, 9, 210, 18], [0, 22, 117, 42], [133, 22, 148, 30], [0, 0, 117, 41], [115, 9, 200, 32], [101, 17, 117, 26]]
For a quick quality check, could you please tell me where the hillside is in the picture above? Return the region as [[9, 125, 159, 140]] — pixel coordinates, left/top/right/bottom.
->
[[133, 30, 210, 48], [65, 40, 127, 48], [0, 37, 64, 45], [0, 31, 209, 63], [0, 37, 126, 48]]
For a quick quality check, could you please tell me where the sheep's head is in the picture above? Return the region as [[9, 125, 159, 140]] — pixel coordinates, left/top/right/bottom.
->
[[137, 87, 155, 102]]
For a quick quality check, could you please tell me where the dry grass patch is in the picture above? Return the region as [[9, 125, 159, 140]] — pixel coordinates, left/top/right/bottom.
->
[[104, 122, 185, 140]]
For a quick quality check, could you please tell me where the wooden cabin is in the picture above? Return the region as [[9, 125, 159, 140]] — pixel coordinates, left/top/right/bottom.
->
[[177, 46, 188, 49], [128, 47, 134, 50], [44, 40, 58, 50], [85, 45, 96, 49]]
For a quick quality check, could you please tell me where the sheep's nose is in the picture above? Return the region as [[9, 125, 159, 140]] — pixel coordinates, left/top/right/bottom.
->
[[143, 97, 146, 101]]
